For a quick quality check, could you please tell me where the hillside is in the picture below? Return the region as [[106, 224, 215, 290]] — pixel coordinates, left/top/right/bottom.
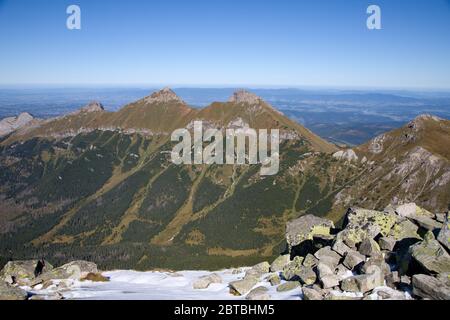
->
[[0, 89, 448, 271]]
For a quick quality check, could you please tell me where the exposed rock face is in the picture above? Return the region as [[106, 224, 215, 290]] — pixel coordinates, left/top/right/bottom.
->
[[0, 112, 34, 137], [286, 214, 334, 249], [333, 149, 358, 162], [228, 90, 262, 105], [78, 101, 105, 114], [144, 87, 185, 104], [301, 287, 323, 300]]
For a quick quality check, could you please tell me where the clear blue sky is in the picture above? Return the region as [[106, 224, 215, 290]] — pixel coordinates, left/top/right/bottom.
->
[[0, 0, 449, 89]]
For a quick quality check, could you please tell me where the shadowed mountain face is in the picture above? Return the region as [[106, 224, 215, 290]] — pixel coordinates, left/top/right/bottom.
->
[[0, 89, 448, 270]]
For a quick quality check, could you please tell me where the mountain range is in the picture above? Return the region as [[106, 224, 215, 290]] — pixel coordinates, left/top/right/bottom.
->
[[0, 88, 448, 270]]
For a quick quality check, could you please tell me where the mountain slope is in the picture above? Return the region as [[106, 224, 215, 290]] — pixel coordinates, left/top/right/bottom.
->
[[0, 90, 448, 270]]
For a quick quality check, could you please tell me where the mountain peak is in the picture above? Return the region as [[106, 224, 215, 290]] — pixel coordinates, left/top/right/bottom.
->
[[229, 90, 262, 104], [80, 101, 104, 113], [144, 87, 185, 104]]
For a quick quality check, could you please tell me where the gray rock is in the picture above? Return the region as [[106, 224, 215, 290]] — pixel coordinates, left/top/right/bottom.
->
[[251, 261, 270, 274], [437, 214, 449, 251], [395, 203, 434, 219], [193, 273, 222, 289], [341, 266, 383, 293], [337, 208, 397, 245], [32, 260, 98, 285], [314, 246, 341, 267], [302, 254, 319, 268], [335, 264, 351, 281], [281, 256, 304, 281], [385, 271, 400, 289], [246, 286, 270, 300], [267, 274, 281, 286], [276, 281, 300, 292], [229, 278, 258, 296], [389, 219, 422, 241], [270, 255, 291, 272], [332, 240, 352, 256], [316, 262, 334, 277], [286, 215, 334, 249], [302, 287, 323, 300], [358, 238, 381, 257], [361, 257, 391, 276], [343, 250, 365, 270], [378, 236, 396, 251], [412, 274, 450, 300], [409, 231, 450, 274], [321, 274, 340, 289], [0, 260, 53, 285], [410, 215, 442, 231], [435, 213, 446, 223], [296, 266, 317, 286], [0, 282, 28, 300]]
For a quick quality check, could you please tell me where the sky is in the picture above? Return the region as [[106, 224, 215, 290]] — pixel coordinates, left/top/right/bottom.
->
[[0, 0, 449, 89]]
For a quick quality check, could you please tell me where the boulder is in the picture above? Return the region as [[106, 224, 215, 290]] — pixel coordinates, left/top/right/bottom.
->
[[412, 274, 450, 300], [437, 214, 449, 251], [316, 262, 334, 277], [320, 274, 340, 289], [332, 240, 352, 256], [32, 260, 98, 285], [267, 274, 281, 286], [286, 215, 334, 249], [389, 219, 422, 241], [409, 231, 450, 274], [314, 246, 341, 267], [281, 256, 304, 281], [435, 213, 446, 223], [343, 250, 365, 270], [0, 282, 28, 300], [246, 286, 270, 300], [301, 287, 323, 300], [295, 266, 317, 286], [0, 260, 53, 285], [335, 264, 351, 281], [229, 278, 258, 296], [378, 236, 396, 251], [358, 238, 381, 257], [193, 273, 222, 289], [270, 255, 290, 272], [81, 273, 110, 282], [337, 208, 397, 245], [360, 257, 391, 276], [410, 215, 442, 231], [302, 254, 319, 268], [251, 261, 270, 274], [276, 281, 300, 292], [341, 270, 383, 293], [395, 203, 434, 219]]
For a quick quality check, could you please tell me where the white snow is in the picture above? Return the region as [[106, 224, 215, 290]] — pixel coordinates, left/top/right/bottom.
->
[[27, 269, 301, 300], [25, 269, 413, 300]]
